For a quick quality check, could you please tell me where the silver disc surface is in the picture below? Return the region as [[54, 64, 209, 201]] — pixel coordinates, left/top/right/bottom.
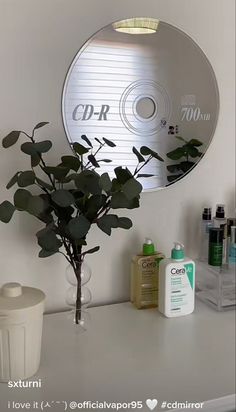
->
[[62, 18, 219, 190]]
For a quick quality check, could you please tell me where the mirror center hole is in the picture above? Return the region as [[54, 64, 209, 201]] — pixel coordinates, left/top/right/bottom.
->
[[136, 97, 156, 119]]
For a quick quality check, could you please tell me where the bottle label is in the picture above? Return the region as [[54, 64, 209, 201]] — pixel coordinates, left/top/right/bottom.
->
[[136, 255, 163, 307], [208, 243, 223, 266], [169, 263, 195, 313], [205, 222, 213, 234]]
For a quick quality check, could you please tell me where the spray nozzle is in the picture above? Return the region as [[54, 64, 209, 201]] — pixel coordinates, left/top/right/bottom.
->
[[171, 242, 185, 260], [216, 204, 225, 218]]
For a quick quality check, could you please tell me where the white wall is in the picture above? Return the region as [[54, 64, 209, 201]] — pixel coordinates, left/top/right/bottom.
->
[[0, 0, 235, 312]]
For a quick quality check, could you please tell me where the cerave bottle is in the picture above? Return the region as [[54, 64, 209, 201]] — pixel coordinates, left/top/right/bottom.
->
[[131, 238, 164, 309], [158, 242, 195, 317]]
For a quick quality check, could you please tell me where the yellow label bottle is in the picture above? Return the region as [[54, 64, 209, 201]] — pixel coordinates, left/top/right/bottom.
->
[[131, 238, 164, 309]]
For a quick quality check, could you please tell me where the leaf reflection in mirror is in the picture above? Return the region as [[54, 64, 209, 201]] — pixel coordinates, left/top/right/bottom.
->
[[166, 136, 203, 184]]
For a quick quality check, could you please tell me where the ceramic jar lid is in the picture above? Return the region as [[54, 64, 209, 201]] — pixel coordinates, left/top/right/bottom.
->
[[0, 282, 45, 312]]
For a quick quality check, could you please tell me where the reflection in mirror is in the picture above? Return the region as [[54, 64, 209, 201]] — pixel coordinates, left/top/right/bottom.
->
[[62, 18, 219, 190]]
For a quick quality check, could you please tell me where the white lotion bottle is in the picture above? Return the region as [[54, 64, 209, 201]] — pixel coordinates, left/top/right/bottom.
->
[[158, 242, 195, 317]]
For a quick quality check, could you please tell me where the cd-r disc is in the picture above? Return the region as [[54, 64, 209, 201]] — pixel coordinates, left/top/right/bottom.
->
[[62, 19, 219, 190]]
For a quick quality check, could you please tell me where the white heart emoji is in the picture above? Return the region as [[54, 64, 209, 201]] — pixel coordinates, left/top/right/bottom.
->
[[146, 399, 158, 410]]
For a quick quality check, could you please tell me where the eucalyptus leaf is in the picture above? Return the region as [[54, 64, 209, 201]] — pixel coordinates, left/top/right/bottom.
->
[[139, 146, 163, 161], [61, 156, 81, 172], [122, 178, 142, 200], [0, 201, 15, 223], [97, 214, 119, 235], [188, 138, 203, 147], [137, 173, 154, 178], [82, 246, 100, 255], [27, 196, 46, 216], [21, 140, 52, 155], [103, 137, 116, 147], [148, 149, 164, 162], [179, 161, 195, 172], [167, 174, 183, 182], [51, 189, 75, 207], [111, 192, 140, 209], [39, 249, 58, 258], [34, 122, 49, 130], [140, 146, 151, 156], [166, 164, 181, 173], [132, 146, 145, 163], [88, 154, 100, 168], [166, 147, 186, 160], [117, 217, 132, 230], [75, 170, 101, 195], [97, 159, 112, 163], [68, 215, 91, 239], [31, 153, 41, 167], [2, 131, 21, 148], [18, 170, 35, 187], [6, 172, 21, 189], [36, 224, 55, 238], [54, 204, 74, 224], [185, 145, 201, 158], [73, 142, 89, 155], [35, 177, 54, 191], [37, 229, 62, 251], [114, 167, 132, 184], [99, 173, 112, 192], [43, 166, 69, 180], [21, 142, 36, 155], [34, 140, 52, 153], [75, 239, 87, 246], [111, 178, 122, 193], [60, 173, 78, 183], [86, 195, 106, 217], [14, 189, 31, 210], [81, 134, 93, 148], [110, 192, 130, 209]]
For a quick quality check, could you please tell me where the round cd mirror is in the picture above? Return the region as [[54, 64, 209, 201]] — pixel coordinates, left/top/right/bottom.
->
[[62, 18, 219, 190]]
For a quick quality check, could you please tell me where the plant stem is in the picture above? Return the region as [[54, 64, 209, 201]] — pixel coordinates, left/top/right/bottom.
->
[[133, 155, 153, 176], [75, 264, 82, 324], [24, 129, 57, 190], [73, 245, 83, 324]]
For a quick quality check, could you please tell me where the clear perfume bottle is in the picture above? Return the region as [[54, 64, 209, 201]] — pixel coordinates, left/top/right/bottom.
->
[[213, 204, 227, 227], [213, 205, 227, 264], [199, 207, 213, 262]]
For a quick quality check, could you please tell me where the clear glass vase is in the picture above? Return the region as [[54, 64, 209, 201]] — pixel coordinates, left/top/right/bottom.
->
[[65, 261, 92, 332]]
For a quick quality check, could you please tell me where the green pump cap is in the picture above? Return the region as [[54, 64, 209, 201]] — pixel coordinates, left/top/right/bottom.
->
[[171, 242, 185, 260], [143, 238, 155, 255]]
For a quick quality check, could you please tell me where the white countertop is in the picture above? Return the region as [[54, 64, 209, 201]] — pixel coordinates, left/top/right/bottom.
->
[[0, 300, 235, 412]]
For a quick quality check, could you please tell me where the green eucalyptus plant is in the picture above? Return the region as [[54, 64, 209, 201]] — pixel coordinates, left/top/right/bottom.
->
[[0, 122, 163, 324], [166, 136, 203, 182]]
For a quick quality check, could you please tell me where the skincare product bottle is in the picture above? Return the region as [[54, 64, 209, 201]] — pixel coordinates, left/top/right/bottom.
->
[[226, 218, 236, 263], [158, 242, 195, 317], [199, 207, 213, 261], [131, 238, 164, 309], [213, 205, 227, 264], [208, 227, 223, 266], [229, 226, 236, 264], [213, 204, 227, 228]]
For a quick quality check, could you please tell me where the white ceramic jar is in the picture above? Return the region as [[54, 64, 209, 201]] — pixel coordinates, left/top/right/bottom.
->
[[0, 282, 45, 382]]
